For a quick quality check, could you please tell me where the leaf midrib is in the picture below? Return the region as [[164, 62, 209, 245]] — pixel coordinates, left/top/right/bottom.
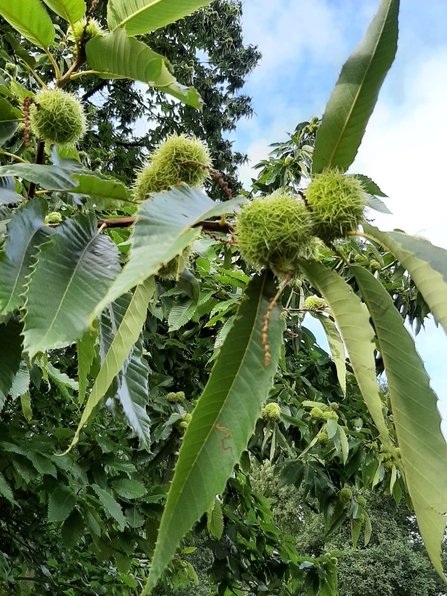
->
[[326, 1, 392, 168]]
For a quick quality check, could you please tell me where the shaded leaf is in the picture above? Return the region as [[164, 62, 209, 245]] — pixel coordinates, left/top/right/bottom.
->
[[0, 319, 23, 411], [92, 484, 126, 529], [66, 278, 155, 453], [86, 29, 203, 109], [125, 506, 145, 528], [316, 314, 346, 396], [0, 0, 55, 48], [0, 473, 13, 502], [0, 164, 76, 190], [77, 329, 97, 405], [312, 0, 399, 173], [111, 479, 147, 500], [168, 298, 197, 332], [0, 198, 51, 315], [61, 508, 84, 548], [300, 260, 394, 453], [0, 97, 19, 146], [366, 194, 392, 214], [143, 271, 284, 594], [363, 224, 447, 336], [207, 498, 223, 540], [353, 264, 447, 577], [48, 486, 77, 523], [23, 213, 120, 358], [0, 188, 23, 205], [107, 0, 213, 35], [91, 185, 243, 320]]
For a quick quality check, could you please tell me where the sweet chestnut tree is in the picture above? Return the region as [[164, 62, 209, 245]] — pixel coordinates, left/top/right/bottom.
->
[[0, 0, 447, 594]]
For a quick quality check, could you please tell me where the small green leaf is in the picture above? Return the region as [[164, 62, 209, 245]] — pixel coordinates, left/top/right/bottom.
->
[[92, 484, 126, 529], [353, 265, 447, 578], [168, 298, 197, 332], [312, 0, 399, 173], [48, 486, 77, 523], [143, 271, 284, 594], [364, 510, 372, 546], [20, 392, 32, 422], [23, 213, 120, 358], [207, 498, 223, 540], [86, 29, 203, 108], [125, 506, 145, 528], [107, 0, 213, 36], [41, 0, 85, 25], [338, 426, 349, 464], [353, 174, 387, 197], [111, 479, 147, 500], [300, 260, 394, 454], [0, 0, 55, 48], [70, 173, 134, 207], [316, 314, 346, 396]]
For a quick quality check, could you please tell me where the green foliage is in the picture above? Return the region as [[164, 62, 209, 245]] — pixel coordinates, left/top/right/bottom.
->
[[0, 0, 447, 594]]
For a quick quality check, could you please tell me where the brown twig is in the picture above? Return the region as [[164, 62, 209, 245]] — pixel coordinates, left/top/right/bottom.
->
[[180, 161, 233, 201]]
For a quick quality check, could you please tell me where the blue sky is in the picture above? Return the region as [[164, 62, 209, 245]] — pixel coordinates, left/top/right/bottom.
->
[[232, 0, 447, 428]]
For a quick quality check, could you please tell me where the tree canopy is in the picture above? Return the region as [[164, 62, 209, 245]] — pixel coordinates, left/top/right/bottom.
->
[[0, 1, 446, 595]]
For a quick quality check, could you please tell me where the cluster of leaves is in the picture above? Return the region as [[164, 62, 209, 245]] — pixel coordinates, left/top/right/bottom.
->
[[1, 0, 447, 595]]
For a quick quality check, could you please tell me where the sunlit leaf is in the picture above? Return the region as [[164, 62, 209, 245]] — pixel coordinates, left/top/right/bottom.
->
[[0, 164, 76, 190], [107, 0, 213, 36], [353, 265, 447, 577], [363, 224, 447, 336], [66, 278, 155, 453], [41, 0, 85, 25], [312, 0, 399, 173], [0, 0, 55, 48], [86, 29, 203, 108], [77, 329, 97, 405], [143, 271, 284, 594], [300, 260, 394, 453]]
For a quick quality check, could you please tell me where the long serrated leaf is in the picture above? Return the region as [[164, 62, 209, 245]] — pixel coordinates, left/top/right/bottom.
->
[[86, 29, 203, 109], [48, 486, 77, 523], [316, 314, 346, 396], [61, 509, 84, 548], [300, 260, 394, 453], [363, 224, 447, 336], [0, 320, 23, 410], [312, 0, 399, 173], [0, 472, 13, 502], [0, 0, 55, 48], [0, 198, 51, 315], [143, 271, 284, 594], [168, 298, 197, 332], [77, 329, 97, 405], [65, 278, 155, 453], [41, 0, 85, 25], [353, 174, 388, 197], [107, 0, 213, 35], [23, 213, 120, 358], [352, 265, 447, 577], [91, 186, 243, 321], [92, 483, 126, 529], [0, 164, 76, 190], [117, 338, 151, 447]]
